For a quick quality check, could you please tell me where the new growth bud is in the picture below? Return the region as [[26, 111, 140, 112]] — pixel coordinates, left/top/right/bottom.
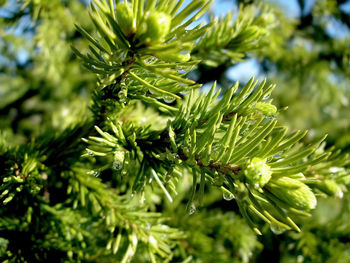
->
[[255, 102, 277, 116], [139, 12, 171, 44], [244, 157, 272, 188], [316, 179, 343, 198], [146, 12, 171, 42], [156, 51, 191, 62], [116, 2, 134, 37], [267, 177, 317, 210]]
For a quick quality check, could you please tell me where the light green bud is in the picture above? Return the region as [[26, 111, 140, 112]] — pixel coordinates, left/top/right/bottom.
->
[[317, 179, 343, 197], [116, 2, 134, 37], [3, 193, 15, 205], [255, 102, 277, 116], [14, 176, 24, 183], [144, 12, 171, 43], [268, 177, 317, 210], [3, 177, 11, 182], [0, 189, 9, 198], [156, 51, 190, 62], [244, 157, 272, 188]]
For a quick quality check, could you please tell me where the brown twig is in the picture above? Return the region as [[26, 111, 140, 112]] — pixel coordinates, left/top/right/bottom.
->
[[178, 153, 241, 175]]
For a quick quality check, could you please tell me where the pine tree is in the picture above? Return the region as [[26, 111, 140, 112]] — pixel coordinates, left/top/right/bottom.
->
[[0, 0, 349, 262]]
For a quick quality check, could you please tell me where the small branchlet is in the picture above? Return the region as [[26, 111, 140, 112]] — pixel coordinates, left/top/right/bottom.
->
[[0, 151, 46, 205], [73, 0, 213, 111]]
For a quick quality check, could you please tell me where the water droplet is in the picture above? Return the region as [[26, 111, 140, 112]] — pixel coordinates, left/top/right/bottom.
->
[[223, 192, 234, 201], [140, 196, 146, 204], [247, 119, 257, 125], [144, 57, 157, 64], [164, 96, 175, 103], [241, 129, 248, 136], [140, 117, 147, 124], [254, 183, 260, 189], [187, 202, 196, 215], [87, 170, 100, 177], [329, 167, 339, 173], [336, 191, 344, 199], [270, 224, 285, 235], [112, 160, 123, 170], [87, 150, 94, 156], [263, 94, 271, 101], [177, 68, 187, 74], [297, 255, 304, 263], [145, 223, 151, 230], [266, 116, 277, 121]]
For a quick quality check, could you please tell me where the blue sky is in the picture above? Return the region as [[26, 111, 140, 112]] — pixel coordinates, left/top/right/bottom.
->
[[212, 0, 350, 84]]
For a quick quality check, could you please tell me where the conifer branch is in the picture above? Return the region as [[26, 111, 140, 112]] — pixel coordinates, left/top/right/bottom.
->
[[2, 0, 350, 262]]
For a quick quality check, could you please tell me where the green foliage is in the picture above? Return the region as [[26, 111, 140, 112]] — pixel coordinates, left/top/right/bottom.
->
[[192, 4, 276, 67], [1, 0, 350, 262], [244, 157, 272, 188]]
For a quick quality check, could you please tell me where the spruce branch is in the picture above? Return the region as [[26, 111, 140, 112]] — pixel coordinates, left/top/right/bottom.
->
[[67, 166, 185, 261], [83, 77, 350, 234], [2, 0, 350, 262], [73, 0, 277, 118], [73, 0, 212, 113]]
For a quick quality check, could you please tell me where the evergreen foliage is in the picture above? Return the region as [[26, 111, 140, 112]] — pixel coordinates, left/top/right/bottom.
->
[[0, 0, 350, 262]]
